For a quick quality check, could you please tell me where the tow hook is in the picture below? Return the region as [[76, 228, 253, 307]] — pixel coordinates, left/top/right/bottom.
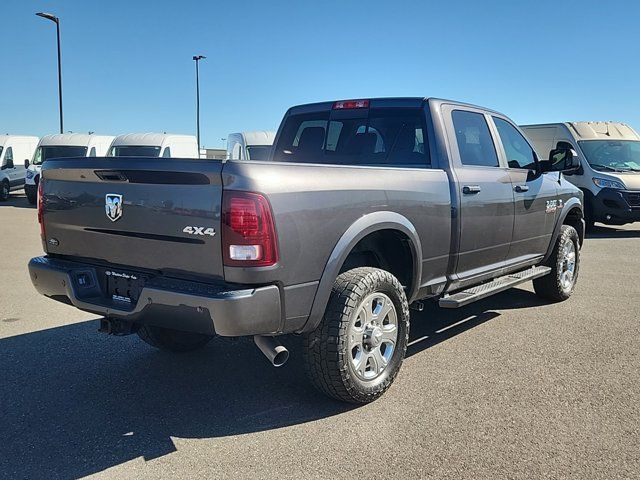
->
[[99, 317, 137, 336]]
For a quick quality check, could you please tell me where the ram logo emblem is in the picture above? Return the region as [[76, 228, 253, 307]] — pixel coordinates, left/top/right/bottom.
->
[[105, 194, 123, 222]]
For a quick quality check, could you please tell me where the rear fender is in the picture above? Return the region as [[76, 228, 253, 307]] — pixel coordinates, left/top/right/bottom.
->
[[301, 211, 422, 333]]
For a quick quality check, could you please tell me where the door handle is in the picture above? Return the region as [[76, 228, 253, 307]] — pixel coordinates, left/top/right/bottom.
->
[[462, 185, 481, 194], [514, 185, 529, 193]]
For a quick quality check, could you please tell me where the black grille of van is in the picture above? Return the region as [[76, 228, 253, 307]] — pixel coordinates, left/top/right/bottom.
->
[[624, 192, 640, 207]]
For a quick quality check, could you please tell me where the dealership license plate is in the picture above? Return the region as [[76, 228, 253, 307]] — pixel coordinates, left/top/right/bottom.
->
[[105, 270, 145, 304]]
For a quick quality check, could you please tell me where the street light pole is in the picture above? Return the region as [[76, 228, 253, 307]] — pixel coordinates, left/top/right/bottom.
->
[[193, 55, 206, 152], [36, 12, 63, 134]]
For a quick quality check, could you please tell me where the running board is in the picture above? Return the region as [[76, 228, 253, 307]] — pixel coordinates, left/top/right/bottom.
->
[[439, 266, 551, 309]]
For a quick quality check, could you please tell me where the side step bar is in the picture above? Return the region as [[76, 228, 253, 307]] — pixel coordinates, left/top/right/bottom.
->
[[439, 266, 551, 309]]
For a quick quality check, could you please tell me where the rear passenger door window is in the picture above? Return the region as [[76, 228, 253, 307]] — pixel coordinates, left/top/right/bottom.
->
[[452, 111, 499, 167], [493, 117, 537, 170]]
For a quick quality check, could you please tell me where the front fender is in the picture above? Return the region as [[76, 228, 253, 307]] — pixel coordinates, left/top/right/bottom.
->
[[544, 196, 584, 262], [300, 211, 422, 333]]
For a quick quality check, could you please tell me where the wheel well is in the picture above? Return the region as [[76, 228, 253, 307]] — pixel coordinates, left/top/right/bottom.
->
[[564, 207, 584, 245], [339, 229, 414, 294]]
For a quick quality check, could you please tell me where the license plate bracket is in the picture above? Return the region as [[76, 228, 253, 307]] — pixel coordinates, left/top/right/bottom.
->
[[105, 270, 145, 304]]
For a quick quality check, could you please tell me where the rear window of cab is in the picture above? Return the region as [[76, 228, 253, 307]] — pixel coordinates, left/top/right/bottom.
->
[[272, 107, 430, 167]]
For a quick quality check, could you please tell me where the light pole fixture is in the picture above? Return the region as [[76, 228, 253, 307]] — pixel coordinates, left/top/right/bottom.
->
[[193, 55, 206, 151], [36, 12, 64, 134]]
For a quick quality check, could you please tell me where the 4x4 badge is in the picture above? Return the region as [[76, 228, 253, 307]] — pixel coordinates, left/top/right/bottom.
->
[[105, 194, 123, 222]]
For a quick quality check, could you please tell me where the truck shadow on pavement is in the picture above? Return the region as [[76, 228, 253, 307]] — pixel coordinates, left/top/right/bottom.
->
[[0, 287, 544, 478]]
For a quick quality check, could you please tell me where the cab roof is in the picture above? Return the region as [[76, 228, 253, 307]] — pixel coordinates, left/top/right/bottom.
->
[[39, 133, 114, 146], [235, 131, 276, 146], [285, 97, 508, 118], [567, 122, 640, 141], [522, 122, 640, 141], [0, 135, 39, 146], [111, 133, 196, 146]]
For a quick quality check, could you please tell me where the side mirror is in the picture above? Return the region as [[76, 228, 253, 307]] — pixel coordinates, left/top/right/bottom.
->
[[540, 148, 581, 174], [24, 159, 30, 169], [4, 158, 14, 169]]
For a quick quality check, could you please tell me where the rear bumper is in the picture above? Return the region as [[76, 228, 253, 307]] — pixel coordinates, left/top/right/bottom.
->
[[28, 256, 282, 337], [591, 188, 640, 225]]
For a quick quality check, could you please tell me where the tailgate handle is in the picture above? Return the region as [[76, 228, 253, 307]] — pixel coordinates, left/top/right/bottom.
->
[[95, 170, 129, 182]]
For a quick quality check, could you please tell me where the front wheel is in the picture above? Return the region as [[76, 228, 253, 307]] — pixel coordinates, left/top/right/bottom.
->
[[26, 189, 37, 205], [303, 267, 410, 404], [137, 325, 214, 353], [533, 225, 580, 301], [0, 181, 9, 201]]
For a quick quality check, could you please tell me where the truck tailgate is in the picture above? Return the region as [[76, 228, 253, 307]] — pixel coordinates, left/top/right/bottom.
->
[[40, 157, 224, 280]]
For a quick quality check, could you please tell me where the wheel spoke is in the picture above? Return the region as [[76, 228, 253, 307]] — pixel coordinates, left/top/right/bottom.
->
[[381, 324, 397, 342], [361, 303, 374, 325], [374, 297, 394, 323], [371, 348, 387, 374], [355, 351, 369, 374]]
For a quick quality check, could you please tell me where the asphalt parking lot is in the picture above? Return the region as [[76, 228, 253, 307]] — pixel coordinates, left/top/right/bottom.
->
[[1, 191, 638, 480]]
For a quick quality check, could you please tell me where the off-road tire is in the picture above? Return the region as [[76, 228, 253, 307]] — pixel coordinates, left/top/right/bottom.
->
[[137, 325, 213, 353], [533, 225, 580, 301], [303, 267, 410, 404]]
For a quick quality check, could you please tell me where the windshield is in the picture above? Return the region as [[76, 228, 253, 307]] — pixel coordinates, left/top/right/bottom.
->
[[109, 146, 161, 157], [32, 145, 88, 165], [272, 107, 429, 166], [246, 145, 272, 161], [579, 140, 640, 172]]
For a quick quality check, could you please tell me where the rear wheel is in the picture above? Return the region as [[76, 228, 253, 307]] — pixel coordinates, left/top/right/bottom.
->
[[0, 181, 9, 201], [303, 267, 410, 404], [533, 225, 580, 301], [137, 325, 213, 353]]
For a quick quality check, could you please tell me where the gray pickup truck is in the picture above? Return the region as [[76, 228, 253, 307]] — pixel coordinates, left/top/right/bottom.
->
[[29, 97, 584, 403]]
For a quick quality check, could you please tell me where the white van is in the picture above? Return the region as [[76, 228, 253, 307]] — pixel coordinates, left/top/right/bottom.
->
[[108, 133, 198, 158], [226, 131, 276, 161], [0, 135, 39, 201], [521, 122, 640, 229], [25, 133, 115, 204]]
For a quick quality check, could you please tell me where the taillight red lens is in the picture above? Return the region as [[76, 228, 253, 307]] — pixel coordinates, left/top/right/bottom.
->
[[37, 178, 45, 240], [222, 191, 278, 267], [333, 99, 369, 110]]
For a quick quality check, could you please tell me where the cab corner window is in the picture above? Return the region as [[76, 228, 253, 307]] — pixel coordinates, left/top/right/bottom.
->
[[493, 117, 537, 170], [452, 110, 499, 167]]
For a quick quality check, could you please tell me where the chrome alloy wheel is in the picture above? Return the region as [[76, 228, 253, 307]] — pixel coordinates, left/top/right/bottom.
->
[[348, 292, 398, 381], [559, 237, 577, 291]]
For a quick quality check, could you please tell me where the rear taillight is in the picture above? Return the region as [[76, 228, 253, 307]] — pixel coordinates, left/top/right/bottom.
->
[[37, 178, 45, 240], [222, 191, 278, 267], [333, 99, 369, 110]]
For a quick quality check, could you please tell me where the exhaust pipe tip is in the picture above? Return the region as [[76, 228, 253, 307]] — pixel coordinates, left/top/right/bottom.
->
[[254, 335, 289, 367]]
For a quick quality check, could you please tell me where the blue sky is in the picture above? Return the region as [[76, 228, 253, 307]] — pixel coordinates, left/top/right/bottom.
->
[[2, 0, 639, 148]]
